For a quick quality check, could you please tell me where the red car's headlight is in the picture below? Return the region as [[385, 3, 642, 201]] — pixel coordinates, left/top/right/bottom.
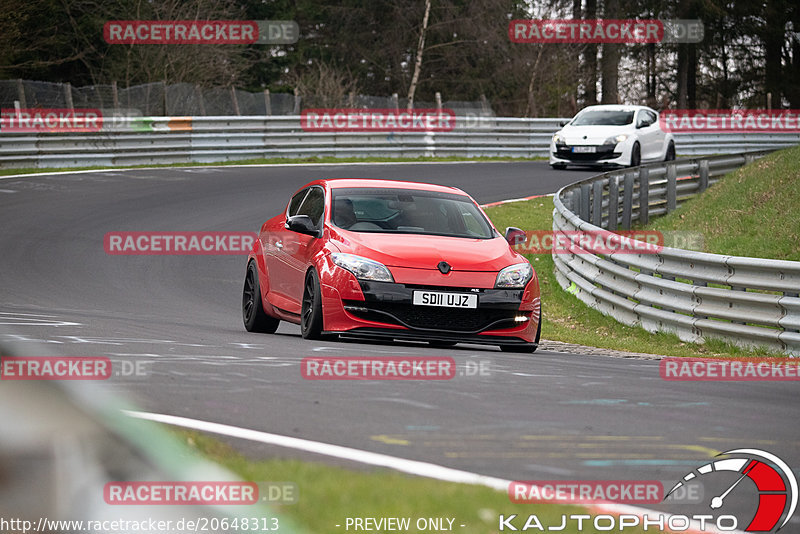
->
[[331, 253, 394, 282], [495, 263, 533, 289]]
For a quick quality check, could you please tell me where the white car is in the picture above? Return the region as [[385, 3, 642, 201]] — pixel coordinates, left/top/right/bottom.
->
[[549, 105, 675, 169]]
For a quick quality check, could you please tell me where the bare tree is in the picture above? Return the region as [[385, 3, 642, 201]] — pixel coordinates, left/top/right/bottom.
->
[[59, 0, 255, 86], [407, 0, 432, 109], [288, 61, 360, 108]]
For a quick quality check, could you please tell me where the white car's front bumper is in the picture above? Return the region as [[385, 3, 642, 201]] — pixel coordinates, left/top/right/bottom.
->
[[549, 139, 633, 167]]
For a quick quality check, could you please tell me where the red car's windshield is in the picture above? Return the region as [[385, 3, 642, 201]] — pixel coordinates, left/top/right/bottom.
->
[[331, 188, 495, 239]]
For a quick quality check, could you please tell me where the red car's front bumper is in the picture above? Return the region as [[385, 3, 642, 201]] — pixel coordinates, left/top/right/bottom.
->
[[318, 259, 540, 346]]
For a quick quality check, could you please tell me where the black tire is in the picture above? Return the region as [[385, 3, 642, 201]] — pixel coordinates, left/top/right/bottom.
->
[[630, 142, 641, 167], [500, 312, 541, 354], [550, 163, 567, 170], [242, 261, 280, 333], [664, 141, 676, 162], [301, 268, 325, 339]]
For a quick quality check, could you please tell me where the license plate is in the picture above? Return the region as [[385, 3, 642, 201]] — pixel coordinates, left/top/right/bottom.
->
[[572, 146, 596, 153], [412, 291, 478, 309]]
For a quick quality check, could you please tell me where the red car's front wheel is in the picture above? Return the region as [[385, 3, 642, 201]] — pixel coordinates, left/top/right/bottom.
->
[[301, 269, 325, 339]]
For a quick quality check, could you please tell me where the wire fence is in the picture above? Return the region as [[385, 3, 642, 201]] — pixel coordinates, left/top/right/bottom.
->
[[0, 79, 495, 117]]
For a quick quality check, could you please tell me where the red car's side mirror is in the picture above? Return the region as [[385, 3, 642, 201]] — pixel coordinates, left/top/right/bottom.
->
[[504, 227, 527, 246], [285, 215, 320, 237]]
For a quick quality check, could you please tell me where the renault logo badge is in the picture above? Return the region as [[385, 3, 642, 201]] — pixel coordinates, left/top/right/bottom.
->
[[437, 261, 451, 274]]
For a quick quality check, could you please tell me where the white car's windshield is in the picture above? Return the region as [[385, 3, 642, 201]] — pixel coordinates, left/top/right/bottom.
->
[[572, 110, 635, 126], [331, 188, 494, 239]]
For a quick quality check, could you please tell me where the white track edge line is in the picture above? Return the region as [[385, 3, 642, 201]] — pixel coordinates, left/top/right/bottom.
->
[[124, 410, 743, 534]]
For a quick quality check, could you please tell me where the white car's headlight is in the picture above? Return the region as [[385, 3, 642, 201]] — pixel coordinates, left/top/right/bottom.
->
[[553, 134, 565, 145], [495, 263, 533, 289], [603, 134, 628, 145], [331, 253, 394, 282]]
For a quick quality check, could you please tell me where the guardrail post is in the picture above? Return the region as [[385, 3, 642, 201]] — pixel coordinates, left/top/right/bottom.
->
[[592, 179, 603, 227], [608, 175, 619, 230], [744, 154, 755, 165], [666, 163, 677, 213], [622, 172, 634, 230], [196, 85, 207, 115], [64, 82, 74, 111], [263, 89, 271, 116], [580, 184, 591, 221], [230, 86, 241, 116], [698, 159, 709, 192], [16, 79, 27, 108], [112, 81, 119, 111], [564, 190, 574, 213], [638, 167, 649, 225]]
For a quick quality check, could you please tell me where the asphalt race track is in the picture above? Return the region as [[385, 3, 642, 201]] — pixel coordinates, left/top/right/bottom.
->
[[1, 161, 798, 523]]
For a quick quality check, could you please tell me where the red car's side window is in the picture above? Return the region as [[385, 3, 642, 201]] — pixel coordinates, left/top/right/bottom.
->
[[287, 188, 309, 217]]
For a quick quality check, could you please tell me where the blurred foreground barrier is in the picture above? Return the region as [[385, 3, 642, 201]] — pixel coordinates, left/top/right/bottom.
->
[[551, 150, 800, 356], [1, 115, 798, 168]]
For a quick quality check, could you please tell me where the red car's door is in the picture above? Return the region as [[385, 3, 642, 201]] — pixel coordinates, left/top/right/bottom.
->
[[264, 188, 309, 313], [283, 186, 326, 302], [268, 186, 326, 315]]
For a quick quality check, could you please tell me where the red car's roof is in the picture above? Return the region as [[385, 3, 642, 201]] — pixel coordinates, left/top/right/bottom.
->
[[308, 178, 469, 196]]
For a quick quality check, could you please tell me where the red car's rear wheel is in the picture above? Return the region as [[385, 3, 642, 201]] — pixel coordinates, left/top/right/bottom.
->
[[242, 261, 280, 333]]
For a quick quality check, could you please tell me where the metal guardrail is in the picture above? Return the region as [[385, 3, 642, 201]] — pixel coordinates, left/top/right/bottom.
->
[[2, 116, 799, 168], [551, 150, 800, 356]]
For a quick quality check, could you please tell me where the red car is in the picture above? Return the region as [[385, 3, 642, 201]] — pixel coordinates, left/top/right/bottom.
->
[[242, 179, 541, 352]]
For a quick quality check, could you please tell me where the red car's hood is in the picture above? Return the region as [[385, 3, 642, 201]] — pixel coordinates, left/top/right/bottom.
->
[[330, 229, 522, 272]]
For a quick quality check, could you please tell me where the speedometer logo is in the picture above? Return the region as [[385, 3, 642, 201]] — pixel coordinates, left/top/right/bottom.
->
[[665, 449, 797, 532]]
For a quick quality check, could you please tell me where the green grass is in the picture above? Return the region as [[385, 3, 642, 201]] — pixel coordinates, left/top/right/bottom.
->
[[0, 155, 544, 177], [484, 198, 786, 358], [646, 146, 800, 261], [178, 430, 650, 534]]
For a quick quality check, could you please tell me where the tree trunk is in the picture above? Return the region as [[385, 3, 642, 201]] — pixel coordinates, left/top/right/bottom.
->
[[646, 43, 656, 108], [407, 0, 432, 110], [790, 4, 800, 107], [600, 0, 619, 103], [763, 0, 784, 107], [687, 44, 697, 108], [582, 0, 598, 105], [676, 43, 688, 108]]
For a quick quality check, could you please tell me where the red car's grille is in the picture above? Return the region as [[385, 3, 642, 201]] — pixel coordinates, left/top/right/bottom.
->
[[345, 301, 519, 334]]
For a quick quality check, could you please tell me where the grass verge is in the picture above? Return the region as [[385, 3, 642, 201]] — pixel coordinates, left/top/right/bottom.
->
[[178, 430, 650, 534], [645, 145, 800, 261]]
